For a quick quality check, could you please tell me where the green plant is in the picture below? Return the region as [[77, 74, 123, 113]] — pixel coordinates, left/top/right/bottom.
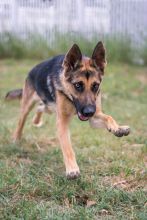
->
[[141, 38, 147, 65], [0, 32, 138, 65]]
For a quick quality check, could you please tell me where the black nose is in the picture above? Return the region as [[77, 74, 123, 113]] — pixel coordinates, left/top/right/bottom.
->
[[82, 105, 96, 117]]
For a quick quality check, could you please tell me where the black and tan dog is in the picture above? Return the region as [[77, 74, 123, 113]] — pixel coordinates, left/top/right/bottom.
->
[[6, 42, 130, 179]]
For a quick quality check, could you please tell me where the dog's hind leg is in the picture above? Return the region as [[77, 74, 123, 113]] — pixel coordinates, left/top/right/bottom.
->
[[13, 80, 36, 142], [32, 103, 52, 127], [32, 102, 44, 127]]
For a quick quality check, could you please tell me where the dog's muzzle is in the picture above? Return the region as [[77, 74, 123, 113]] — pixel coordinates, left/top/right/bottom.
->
[[72, 97, 96, 121], [77, 105, 96, 121]]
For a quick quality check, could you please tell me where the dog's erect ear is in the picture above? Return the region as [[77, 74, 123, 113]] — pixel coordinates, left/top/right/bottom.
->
[[63, 44, 82, 71], [92, 41, 106, 73]]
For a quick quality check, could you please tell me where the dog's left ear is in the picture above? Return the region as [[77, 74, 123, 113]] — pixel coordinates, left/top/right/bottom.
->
[[91, 41, 107, 74], [63, 44, 82, 72]]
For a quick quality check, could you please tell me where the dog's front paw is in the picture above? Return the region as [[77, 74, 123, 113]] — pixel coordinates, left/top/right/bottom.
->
[[12, 133, 21, 143], [109, 125, 130, 137], [66, 167, 80, 180]]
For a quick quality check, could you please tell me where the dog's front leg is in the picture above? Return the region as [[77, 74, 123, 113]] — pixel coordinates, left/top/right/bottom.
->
[[56, 93, 80, 179], [90, 108, 130, 137]]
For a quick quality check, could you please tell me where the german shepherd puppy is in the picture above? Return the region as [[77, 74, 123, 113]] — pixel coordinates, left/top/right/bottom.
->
[[6, 42, 130, 179]]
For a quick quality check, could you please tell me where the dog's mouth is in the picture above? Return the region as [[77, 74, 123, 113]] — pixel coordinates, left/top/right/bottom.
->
[[77, 112, 89, 121], [72, 97, 89, 121]]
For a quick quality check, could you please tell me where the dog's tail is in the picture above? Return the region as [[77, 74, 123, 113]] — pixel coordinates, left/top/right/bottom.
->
[[5, 89, 23, 101]]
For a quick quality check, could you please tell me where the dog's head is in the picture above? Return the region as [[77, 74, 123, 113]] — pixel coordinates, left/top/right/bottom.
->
[[62, 42, 107, 121]]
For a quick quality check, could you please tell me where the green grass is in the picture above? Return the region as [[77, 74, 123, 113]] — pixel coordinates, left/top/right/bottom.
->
[[0, 59, 147, 219], [0, 33, 139, 65], [141, 38, 147, 66]]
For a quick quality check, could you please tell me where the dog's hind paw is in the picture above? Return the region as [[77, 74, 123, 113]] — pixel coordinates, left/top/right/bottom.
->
[[32, 120, 43, 128]]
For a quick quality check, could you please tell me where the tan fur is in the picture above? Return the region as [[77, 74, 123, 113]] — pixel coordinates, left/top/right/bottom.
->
[[56, 91, 79, 177], [33, 111, 43, 127], [13, 81, 40, 141], [89, 93, 130, 135], [12, 43, 130, 179], [61, 57, 101, 105], [32, 102, 53, 127]]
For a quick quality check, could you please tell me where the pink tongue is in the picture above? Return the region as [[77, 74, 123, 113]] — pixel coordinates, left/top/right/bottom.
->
[[78, 112, 88, 121]]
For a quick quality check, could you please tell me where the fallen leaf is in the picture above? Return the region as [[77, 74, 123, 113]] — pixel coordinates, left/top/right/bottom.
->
[[113, 180, 127, 188], [99, 209, 109, 215], [64, 197, 70, 208], [86, 200, 96, 207]]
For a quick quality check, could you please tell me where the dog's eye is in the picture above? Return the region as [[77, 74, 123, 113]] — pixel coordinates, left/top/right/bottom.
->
[[91, 82, 99, 93], [74, 82, 84, 92]]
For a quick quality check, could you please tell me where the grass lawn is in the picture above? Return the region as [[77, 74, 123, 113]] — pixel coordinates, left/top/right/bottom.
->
[[0, 59, 147, 219]]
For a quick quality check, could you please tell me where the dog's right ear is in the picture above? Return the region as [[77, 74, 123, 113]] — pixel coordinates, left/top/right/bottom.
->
[[91, 41, 106, 74], [63, 44, 82, 72]]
